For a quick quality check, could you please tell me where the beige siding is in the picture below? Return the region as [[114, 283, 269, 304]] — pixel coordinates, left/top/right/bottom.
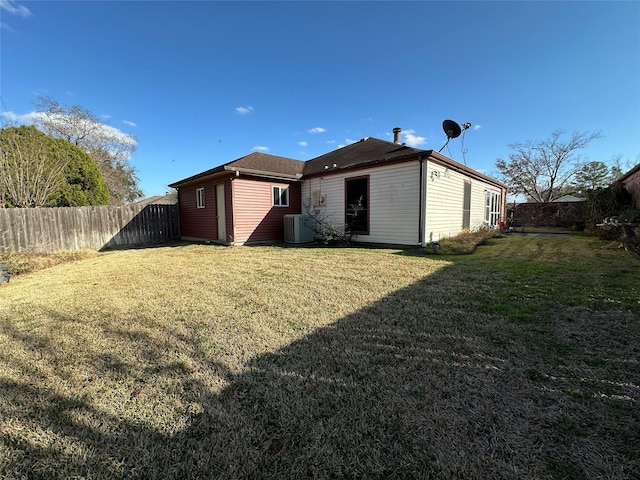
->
[[303, 160, 504, 245], [302, 162, 421, 245], [368, 163, 421, 244], [424, 161, 503, 241]]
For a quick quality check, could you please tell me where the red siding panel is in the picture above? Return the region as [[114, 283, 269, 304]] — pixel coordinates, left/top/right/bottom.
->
[[178, 180, 225, 241], [232, 178, 301, 243], [224, 176, 233, 243]]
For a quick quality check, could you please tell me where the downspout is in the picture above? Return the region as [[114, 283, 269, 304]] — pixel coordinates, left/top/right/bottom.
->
[[419, 156, 428, 247], [230, 171, 239, 246]]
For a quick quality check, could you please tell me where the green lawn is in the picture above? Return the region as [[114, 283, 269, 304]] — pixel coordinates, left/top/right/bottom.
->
[[1, 236, 638, 479]]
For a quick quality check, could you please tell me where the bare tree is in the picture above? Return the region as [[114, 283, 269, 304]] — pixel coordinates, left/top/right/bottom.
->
[[0, 126, 68, 207], [609, 153, 638, 181], [496, 130, 601, 202], [33, 96, 142, 203]]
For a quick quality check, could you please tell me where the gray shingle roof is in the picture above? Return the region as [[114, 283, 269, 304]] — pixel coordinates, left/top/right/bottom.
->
[[303, 137, 424, 176], [169, 137, 506, 190], [229, 152, 305, 176], [169, 152, 305, 187]]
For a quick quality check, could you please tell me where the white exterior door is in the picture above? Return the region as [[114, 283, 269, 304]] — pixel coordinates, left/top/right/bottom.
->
[[216, 184, 226, 242]]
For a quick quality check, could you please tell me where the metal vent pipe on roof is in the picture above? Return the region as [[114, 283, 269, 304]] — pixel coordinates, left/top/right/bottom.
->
[[393, 127, 401, 144]]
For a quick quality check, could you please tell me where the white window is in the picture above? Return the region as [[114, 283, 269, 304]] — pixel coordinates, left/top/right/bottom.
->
[[485, 190, 501, 226], [196, 188, 205, 208], [273, 186, 289, 207]]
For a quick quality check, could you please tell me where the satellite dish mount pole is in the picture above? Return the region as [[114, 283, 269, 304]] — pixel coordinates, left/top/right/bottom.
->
[[439, 121, 472, 152]]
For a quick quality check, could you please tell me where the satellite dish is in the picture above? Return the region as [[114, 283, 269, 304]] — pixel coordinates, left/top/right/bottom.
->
[[439, 119, 472, 153], [442, 119, 462, 139]]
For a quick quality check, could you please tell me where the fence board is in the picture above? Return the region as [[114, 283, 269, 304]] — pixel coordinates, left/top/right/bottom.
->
[[0, 204, 180, 253]]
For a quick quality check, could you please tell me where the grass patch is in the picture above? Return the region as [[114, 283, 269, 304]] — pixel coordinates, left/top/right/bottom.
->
[[1, 237, 639, 478], [424, 227, 502, 255], [545, 457, 587, 480], [0, 249, 97, 276]]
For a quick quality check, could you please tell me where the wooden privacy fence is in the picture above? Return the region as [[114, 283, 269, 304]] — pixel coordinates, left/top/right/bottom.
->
[[0, 204, 180, 253]]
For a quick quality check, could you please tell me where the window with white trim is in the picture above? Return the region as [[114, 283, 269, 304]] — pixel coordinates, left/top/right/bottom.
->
[[196, 188, 205, 208], [485, 190, 501, 226], [273, 186, 289, 207]]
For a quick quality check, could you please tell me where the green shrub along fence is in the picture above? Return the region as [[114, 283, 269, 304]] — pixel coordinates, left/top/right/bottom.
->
[[0, 204, 180, 253]]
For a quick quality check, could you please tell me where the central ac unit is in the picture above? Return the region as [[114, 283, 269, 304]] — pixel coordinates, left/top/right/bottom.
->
[[284, 214, 314, 244]]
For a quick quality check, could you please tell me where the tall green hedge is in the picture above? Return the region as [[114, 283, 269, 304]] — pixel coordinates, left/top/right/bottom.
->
[[1, 126, 110, 207], [48, 136, 110, 206]]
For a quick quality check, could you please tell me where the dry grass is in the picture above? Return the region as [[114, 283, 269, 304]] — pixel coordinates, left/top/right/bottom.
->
[[0, 238, 638, 479], [0, 249, 98, 276], [426, 227, 502, 254]]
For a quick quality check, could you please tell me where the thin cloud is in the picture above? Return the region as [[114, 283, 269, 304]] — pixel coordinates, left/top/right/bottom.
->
[[1, 0, 32, 17], [252, 145, 269, 152], [0, 110, 38, 125], [325, 140, 336, 144], [308, 127, 326, 134], [298, 141, 308, 147], [99, 123, 137, 148], [0, 110, 136, 148], [235, 106, 254, 115], [403, 129, 427, 147], [122, 120, 137, 127], [473, 125, 482, 130], [338, 138, 358, 148]]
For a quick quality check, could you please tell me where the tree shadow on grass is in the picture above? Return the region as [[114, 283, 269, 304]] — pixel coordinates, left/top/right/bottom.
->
[[1, 260, 638, 479]]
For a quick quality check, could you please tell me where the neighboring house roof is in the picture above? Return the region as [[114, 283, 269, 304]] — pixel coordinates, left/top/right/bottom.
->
[[618, 163, 640, 183], [618, 162, 640, 209], [133, 192, 178, 207], [169, 152, 305, 187], [552, 194, 585, 202]]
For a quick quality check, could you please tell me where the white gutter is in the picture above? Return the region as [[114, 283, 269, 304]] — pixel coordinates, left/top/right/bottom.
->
[[419, 157, 428, 247], [224, 166, 303, 181]]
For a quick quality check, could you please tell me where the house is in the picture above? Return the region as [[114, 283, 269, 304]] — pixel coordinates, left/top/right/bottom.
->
[[552, 194, 584, 203], [169, 128, 507, 246], [618, 163, 640, 209], [169, 152, 305, 244], [133, 192, 178, 207]]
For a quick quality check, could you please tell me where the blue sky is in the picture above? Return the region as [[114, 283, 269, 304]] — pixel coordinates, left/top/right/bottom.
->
[[1, 0, 639, 198]]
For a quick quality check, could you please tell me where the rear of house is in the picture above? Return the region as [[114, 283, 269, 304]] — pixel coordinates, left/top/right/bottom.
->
[[169, 129, 506, 246], [302, 136, 506, 246], [169, 153, 304, 244]]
